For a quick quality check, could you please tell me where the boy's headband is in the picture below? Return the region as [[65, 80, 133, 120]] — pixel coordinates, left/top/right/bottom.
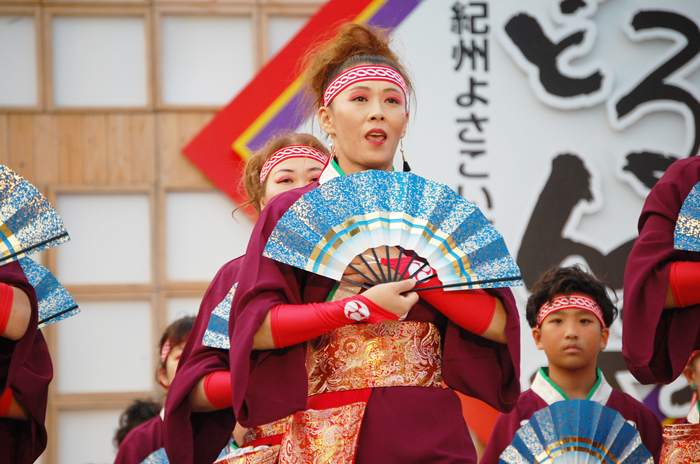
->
[[537, 293, 606, 328], [259, 145, 329, 183], [323, 65, 408, 107]]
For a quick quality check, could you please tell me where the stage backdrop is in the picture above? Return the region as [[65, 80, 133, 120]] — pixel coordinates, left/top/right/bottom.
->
[[185, 0, 700, 426]]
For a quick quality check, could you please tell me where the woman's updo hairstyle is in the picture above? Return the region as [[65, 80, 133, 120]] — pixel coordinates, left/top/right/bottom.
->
[[240, 132, 330, 215], [301, 23, 414, 116]]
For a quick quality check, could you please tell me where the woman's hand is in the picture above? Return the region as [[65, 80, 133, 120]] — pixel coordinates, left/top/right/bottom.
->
[[361, 279, 418, 319], [343, 248, 402, 285]]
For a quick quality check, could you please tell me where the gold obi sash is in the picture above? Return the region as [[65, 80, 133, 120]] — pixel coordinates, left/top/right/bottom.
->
[[661, 423, 700, 463], [306, 320, 443, 395], [278, 320, 443, 464]]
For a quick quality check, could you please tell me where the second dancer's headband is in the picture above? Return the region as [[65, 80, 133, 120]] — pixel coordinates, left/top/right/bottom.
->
[[259, 145, 329, 183], [323, 65, 408, 107], [537, 294, 606, 328]]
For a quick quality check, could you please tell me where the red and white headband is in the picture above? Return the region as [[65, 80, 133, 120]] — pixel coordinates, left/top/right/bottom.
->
[[259, 145, 329, 183], [537, 293, 606, 328], [323, 65, 408, 107], [160, 340, 171, 363]]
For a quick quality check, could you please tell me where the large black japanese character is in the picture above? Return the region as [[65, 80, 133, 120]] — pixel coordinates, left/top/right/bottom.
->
[[615, 11, 700, 187], [623, 151, 679, 189], [560, 0, 586, 15], [504, 13, 603, 97], [517, 154, 633, 289]]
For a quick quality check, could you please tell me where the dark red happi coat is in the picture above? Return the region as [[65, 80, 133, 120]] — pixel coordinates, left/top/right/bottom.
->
[[228, 183, 522, 464], [623, 157, 700, 385], [0, 260, 52, 464], [163, 257, 241, 464]]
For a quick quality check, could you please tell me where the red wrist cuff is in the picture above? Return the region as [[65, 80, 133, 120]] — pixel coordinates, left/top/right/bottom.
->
[[0, 283, 14, 336], [270, 295, 399, 349], [203, 371, 232, 410], [670, 261, 700, 308], [0, 388, 12, 418]]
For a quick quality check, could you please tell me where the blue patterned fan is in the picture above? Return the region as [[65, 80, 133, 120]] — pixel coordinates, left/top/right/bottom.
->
[[263, 171, 522, 291], [675, 181, 700, 252], [202, 283, 236, 350], [0, 165, 69, 264], [19, 257, 79, 328], [499, 399, 653, 464], [141, 448, 169, 464]]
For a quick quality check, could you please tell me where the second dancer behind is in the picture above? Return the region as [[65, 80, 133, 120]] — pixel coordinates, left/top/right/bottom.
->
[[228, 24, 521, 463], [163, 133, 329, 464]]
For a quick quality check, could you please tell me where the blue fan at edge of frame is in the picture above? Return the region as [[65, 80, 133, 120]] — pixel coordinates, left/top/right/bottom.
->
[[499, 399, 653, 464], [0, 165, 70, 265], [262, 170, 522, 291], [19, 257, 79, 328], [675, 181, 700, 252], [141, 448, 169, 464]]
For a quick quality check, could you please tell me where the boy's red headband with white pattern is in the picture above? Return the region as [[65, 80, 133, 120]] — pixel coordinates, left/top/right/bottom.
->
[[259, 145, 329, 183], [323, 65, 408, 107], [537, 293, 606, 328]]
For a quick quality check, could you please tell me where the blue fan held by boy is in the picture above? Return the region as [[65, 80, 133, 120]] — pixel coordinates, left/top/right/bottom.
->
[[674, 181, 700, 252], [263, 170, 522, 291], [0, 165, 69, 264], [500, 399, 653, 464]]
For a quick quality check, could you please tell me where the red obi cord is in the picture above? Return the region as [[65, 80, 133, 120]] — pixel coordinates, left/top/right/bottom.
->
[[0, 283, 13, 336], [270, 295, 399, 349], [382, 258, 496, 335], [203, 371, 233, 410], [670, 261, 700, 308]]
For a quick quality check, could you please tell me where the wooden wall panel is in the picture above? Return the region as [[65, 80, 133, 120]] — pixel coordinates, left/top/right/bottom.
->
[[129, 114, 155, 183], [157, 112, 214, 187], [33, 115, 60, 186], [8, 114, 34, 181], [82, 114, 109, 184], [0, 115, 8, 167], [56, 114, 84, 184]]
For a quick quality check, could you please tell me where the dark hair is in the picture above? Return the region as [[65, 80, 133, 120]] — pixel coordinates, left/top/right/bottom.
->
[[238, 132, 330, 215], [158, 316, 195, 370], [113, 399, 161, 448], [525, 265, 618, 328], [301, 23, 414, 117]]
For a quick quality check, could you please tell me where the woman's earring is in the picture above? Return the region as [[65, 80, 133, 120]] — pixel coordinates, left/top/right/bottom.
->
[[401, 139, 411, 172], [329, 137, 336, 157], [692, 382, 698, 391]]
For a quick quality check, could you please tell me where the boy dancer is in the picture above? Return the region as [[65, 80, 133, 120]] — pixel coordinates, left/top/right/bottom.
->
[[480, 266, 662, 463]]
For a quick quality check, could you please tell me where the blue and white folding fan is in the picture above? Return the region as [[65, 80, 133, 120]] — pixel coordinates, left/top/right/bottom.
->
[[263, 170, 522, 290], [141, 448, 169, 464], [202, 283, 236, 350], [499, 399, 653, 464], [0, 165, 69, 264], [18, 257, 79, 328], [675, 181, 700, 252]]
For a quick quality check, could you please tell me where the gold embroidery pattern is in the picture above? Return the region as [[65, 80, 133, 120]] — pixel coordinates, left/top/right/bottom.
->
[[278, 403, 366, 464], [661, 423, 700, 464], [243, 417, 291, 445], [306, 321, 442, 396], [217, 445, 281, 464]]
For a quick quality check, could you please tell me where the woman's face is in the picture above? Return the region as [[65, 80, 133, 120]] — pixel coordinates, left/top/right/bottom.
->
[[260, 156, 325, 209], [158, 342, 185, 390], [319, 79, 409, 174]]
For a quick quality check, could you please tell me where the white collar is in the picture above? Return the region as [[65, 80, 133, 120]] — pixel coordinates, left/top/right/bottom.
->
[[531, 367, 612, 406], [688, 400, 700, 424], [318, 158, 344, 185]]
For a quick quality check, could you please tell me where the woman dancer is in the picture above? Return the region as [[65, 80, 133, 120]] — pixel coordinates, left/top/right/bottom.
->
[[163, 133, 329, 464], [0, 261, 51, 464], [228, 24, 520, 463], [623, 157, 700, 385]]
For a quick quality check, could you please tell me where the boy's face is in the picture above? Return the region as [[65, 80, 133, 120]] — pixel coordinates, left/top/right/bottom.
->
[[532, 307, 609, 372]]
